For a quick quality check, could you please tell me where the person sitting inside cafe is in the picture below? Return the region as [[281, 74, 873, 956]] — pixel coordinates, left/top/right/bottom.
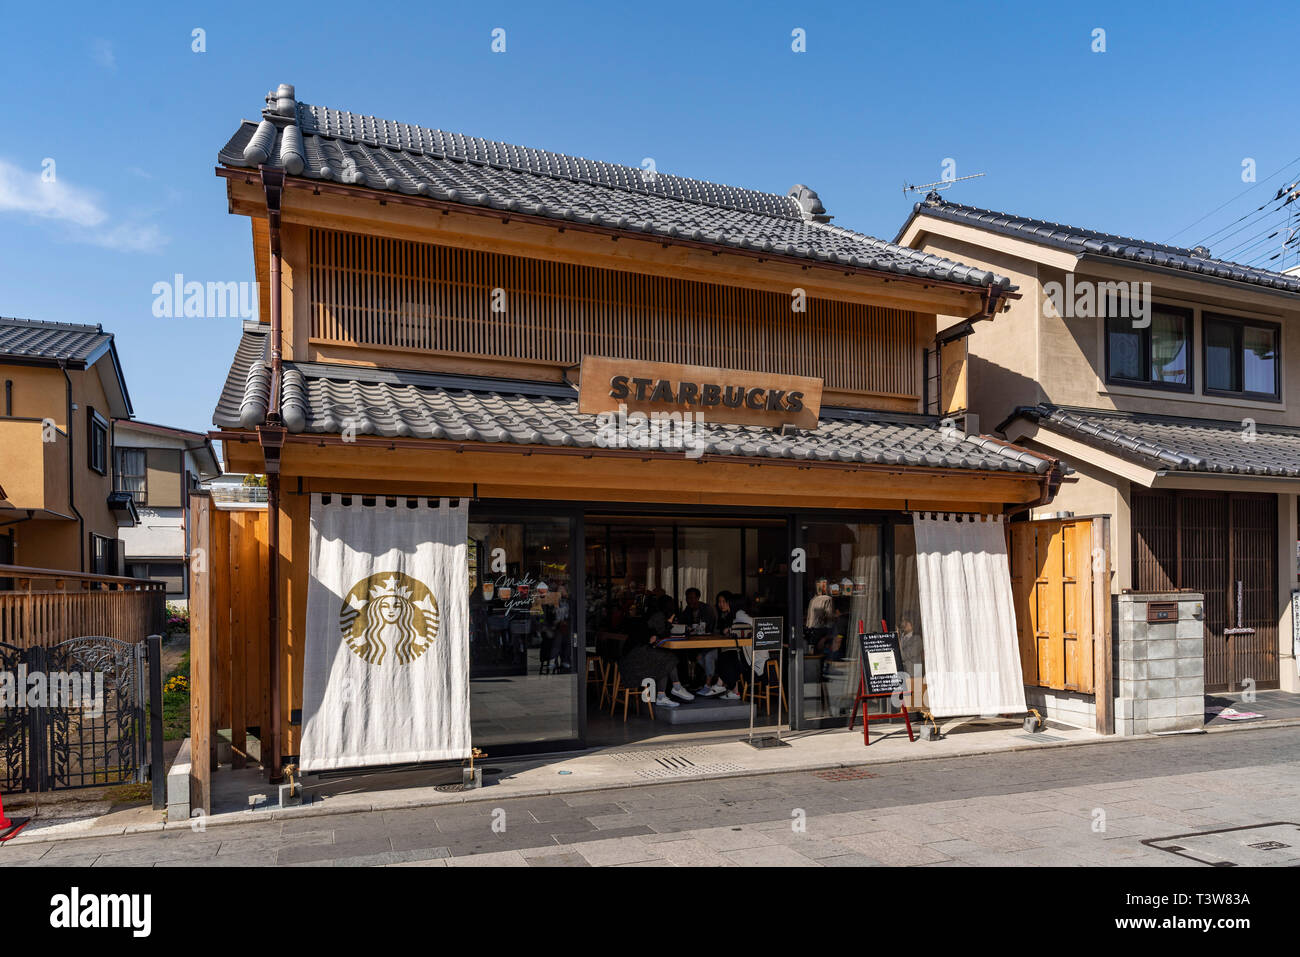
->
[[815, 595, 852, 661], [712, 591, 761, 700], [619, 595, 694, 708], [671, 587, 722, 695]]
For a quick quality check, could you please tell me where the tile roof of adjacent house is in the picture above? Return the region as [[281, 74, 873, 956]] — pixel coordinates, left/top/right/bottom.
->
[[0, 317, 114, 365], [898, 194, 1300, 297], [216, 84, 1015, 293], [0, 316, 133, 416], [1004, 405, 1300, 476], [213, 325, 1051, 475]]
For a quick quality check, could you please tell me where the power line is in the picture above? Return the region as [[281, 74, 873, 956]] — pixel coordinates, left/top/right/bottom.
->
[[1163, 153, 1300, 244], [1201, 184, 1300, 259]]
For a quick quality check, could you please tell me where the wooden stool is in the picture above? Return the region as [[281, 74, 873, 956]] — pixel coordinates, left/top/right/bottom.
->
[[608, 665, 655, 722], [586, 656, 606, 699], [743, 658, 786, 715]]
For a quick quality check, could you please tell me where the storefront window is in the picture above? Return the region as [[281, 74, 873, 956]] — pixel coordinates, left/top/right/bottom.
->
[[800, 522, 882, 721], [893, 522, 925, 685], [468, 515, 577, 749]]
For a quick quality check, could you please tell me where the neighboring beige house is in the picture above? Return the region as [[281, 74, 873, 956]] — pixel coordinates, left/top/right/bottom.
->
[[898, 194, 1300, 695], [0, 317, 137, 575], [113, 419, 221, 602]]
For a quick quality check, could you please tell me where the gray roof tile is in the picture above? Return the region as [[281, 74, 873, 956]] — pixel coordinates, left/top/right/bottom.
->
[[0, 317, 112, 364], [900, 195, 1300, 297], [217, 85, 1015, 293], [214, 326, 1051, 476], [1008, 405, 1300, 477]]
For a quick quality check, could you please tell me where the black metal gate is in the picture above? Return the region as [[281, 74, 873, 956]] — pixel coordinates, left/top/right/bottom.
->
[[0, 636, 150, 792], [0, 640, 30, 794]]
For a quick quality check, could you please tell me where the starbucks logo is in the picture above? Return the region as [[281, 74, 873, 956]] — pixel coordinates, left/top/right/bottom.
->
[[340, 573, 440, 665]]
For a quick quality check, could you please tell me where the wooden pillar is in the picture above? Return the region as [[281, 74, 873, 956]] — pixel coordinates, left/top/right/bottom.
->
[[1092, 515, 1114, 735], [188, 492, 213, 816]]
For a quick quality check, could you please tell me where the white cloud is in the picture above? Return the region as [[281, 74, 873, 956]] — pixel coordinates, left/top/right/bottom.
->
[[89, 221, 168, 253], [0, 158, 167, 253], [92, 38, 116, 70]]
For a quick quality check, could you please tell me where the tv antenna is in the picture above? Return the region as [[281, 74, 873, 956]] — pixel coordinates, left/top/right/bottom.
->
[[903, 172, 985, 196]]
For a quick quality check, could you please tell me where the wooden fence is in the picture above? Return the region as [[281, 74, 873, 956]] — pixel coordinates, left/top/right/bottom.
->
[[0, 564, 166, 648], [189, 493, 271, 815]]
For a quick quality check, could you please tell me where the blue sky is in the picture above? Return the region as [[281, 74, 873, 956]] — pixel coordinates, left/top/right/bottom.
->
[[1, 1, 1296, 446]]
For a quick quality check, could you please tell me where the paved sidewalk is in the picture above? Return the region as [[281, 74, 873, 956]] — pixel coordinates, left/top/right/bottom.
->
[[2, 726, 1296, 867], [8, 714, 1099, 843]]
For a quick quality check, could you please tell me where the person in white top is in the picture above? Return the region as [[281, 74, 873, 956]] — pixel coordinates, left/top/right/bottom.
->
[[711, 592, 767, 699]]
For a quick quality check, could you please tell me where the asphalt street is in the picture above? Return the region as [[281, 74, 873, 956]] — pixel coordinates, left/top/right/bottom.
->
[[2, 726, 1297, 867]]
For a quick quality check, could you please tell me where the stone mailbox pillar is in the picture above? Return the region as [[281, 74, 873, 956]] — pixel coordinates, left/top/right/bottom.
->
[[1114, 592, 1205, 735]]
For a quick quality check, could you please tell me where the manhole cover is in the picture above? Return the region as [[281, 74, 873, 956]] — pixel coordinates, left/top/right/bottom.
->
[[813, 768, 877, 781], [1143, 822, 1300, 866]]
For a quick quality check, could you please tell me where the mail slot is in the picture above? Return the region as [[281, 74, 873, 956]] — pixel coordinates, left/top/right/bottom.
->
[[1147, 601, 1178, 623]]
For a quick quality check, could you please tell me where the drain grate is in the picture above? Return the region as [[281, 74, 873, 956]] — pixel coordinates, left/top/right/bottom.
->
[[812, 767, 877, 781], [634, 762, 747, 779]]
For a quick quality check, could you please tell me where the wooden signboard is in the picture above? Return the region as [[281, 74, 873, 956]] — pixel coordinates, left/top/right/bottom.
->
[[578, 355, 823, 429], [847, 622, 914, 746], [860, 630, 906, 696]]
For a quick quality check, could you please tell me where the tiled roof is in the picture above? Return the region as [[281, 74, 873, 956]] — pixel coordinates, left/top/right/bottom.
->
[[214, 326, 1050, 475], [217, 84, 1014, 293], [1006, 405, 1300, 477], [0, 317, 113, 365], [900, 195, 1300, 297], [213, 321, 271, 429]]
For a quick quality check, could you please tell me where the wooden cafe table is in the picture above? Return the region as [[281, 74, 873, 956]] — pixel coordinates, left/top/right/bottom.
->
[[654, 634, 753, 649]]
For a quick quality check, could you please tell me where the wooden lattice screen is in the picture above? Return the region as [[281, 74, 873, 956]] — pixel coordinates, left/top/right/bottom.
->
[[307, 227, 920, 400]]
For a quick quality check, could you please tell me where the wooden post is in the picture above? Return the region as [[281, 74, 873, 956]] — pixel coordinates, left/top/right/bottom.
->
[[1092, 516, 1114, 735], [148, 634, 165, 810], [188, 492, 213, 817]]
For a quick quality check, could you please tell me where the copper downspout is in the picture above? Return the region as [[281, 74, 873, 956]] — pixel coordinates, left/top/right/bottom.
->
[[258, 166, 286, 783]]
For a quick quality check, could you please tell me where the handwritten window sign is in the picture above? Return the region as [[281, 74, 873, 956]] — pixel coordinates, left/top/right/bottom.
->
[[860, 631, 906, 695], [752, 617, 783, 651]]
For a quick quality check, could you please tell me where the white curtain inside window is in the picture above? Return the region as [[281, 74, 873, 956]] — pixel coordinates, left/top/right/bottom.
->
[[911, 512, 1026, 718]]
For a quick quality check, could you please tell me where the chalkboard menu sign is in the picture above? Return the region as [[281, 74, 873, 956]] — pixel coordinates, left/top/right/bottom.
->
[[752, 617, 783, 651], [859, 631, 905, 695]]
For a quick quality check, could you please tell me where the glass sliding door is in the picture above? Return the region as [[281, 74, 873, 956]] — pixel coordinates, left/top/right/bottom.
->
[[798, 521, 883, 723], [468, 513, 579, 750]]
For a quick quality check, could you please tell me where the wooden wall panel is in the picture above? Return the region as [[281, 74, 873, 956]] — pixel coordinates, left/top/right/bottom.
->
[[188, 493, 212, 816], [307, 227, 920, 403], [1011, 518, 1098, 696]]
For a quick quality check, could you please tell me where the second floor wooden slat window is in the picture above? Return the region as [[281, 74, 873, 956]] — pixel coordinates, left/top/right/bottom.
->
[[307, 228, 920, 401]]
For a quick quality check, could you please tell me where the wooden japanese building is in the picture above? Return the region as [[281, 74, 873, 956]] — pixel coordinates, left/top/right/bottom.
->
[[195, 83, 1066, 797]]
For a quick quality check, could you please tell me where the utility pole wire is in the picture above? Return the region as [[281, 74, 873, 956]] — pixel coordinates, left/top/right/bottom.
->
[[1164, 153, 1300, 244]]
